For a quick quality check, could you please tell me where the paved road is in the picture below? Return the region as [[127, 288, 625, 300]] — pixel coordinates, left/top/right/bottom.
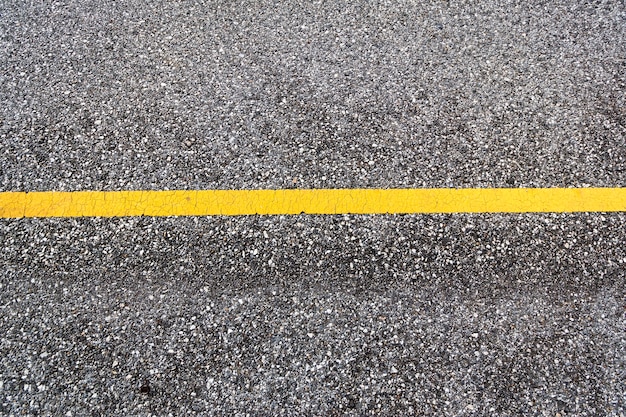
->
[[1, 0, 625, 415]]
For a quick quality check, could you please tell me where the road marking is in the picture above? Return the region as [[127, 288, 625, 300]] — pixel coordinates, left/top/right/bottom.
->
[[0, 188, 625, 218]]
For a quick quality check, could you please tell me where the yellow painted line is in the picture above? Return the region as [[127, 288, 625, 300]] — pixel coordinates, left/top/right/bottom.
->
[[0, 188, 625, 218]]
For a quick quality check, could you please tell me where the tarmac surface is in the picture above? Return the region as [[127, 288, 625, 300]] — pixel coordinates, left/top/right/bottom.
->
[[1, 0, 625, 415]]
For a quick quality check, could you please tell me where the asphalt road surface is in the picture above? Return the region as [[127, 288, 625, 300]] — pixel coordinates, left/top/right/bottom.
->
[[1, 0, 625, 415]]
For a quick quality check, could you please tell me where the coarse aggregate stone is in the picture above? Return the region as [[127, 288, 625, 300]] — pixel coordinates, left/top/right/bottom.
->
[[1, 0, 625, 191], [1, 214, 625, 415], [1, 0, 626, 415]]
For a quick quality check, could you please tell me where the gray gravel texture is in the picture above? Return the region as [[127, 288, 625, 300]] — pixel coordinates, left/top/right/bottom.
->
[[1, 0, 626, 191], [2, 0, 626, 416], [1, 215, 625, 416]]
